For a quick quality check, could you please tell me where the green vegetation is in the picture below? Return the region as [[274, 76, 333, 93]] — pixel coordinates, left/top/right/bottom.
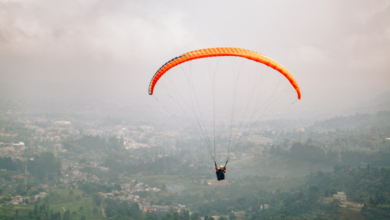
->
[[1, 107, 390, 219], [0, 188, 102, 220], [104, 198, 141, 219], [137, 175, 214, 194], [79, 183, 114, 195], [229, 154, 334, 177], [247, 136, 272, 144]]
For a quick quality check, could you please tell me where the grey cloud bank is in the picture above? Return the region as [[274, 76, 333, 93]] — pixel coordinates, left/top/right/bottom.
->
[[0, 0, 389, 119]]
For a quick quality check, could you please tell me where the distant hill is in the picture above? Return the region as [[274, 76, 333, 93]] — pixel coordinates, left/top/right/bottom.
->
[[344, 90, 390, 114], [228, 154, 333, 178], [308, 110, 390, 131]]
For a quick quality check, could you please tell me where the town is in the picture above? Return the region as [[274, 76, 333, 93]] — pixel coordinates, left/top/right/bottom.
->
[[0, 104, 388, 220]]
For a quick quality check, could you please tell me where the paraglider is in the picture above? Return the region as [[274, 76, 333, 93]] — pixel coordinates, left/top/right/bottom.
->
[[215, 161, 227, 181], [148, 47, 301, 181], [149, 47, 301, 99]]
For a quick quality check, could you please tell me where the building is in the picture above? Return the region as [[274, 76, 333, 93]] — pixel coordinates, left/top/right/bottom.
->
[[12, 142, 25, 146], [143, 207, 156, 213], [234, 211, 246, 217], [34, 192, 47, 201], [54, 121, 71, 125], [333, 191, 347, 201]]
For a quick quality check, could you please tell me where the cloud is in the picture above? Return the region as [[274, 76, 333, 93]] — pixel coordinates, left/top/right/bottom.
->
[[290, 46, 331, 65], [350, 0, 390, 25], [0, 0, 389, 117], [0, 0, 195, 62]]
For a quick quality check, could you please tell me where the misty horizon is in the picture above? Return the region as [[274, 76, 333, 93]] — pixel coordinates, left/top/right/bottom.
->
[[0, 1, 389, 220]]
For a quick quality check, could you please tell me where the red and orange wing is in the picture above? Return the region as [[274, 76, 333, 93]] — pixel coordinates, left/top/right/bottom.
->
[[148, 47, 301, 100]]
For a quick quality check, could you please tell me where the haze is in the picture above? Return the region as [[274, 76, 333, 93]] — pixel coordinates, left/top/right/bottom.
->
[[1, 1, 390, 220], [0, 0, 389, 119]]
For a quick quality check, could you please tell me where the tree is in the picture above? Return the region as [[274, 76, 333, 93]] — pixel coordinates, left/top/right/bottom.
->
[[16, 184, 26, 196], [92, 193, 102, 205], [34, 205, 38, 216], [173, 212, 179, 220], [39, 204, 45, 213], [191, 212, 199, 220], [81, 216, 86, 220], [229, 212, 236, 220], [28, 211, 33, 219], [307, 186, 320, 203], [63, 210, 71, 220], [181, 209, 189, 219], [114, 183, 121, 191]]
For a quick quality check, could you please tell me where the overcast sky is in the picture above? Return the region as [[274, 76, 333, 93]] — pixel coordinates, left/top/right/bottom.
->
[[0, 0, 389, 117]]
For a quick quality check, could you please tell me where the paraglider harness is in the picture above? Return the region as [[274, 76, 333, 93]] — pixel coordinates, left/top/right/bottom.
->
[[215, 161, 228, 181]]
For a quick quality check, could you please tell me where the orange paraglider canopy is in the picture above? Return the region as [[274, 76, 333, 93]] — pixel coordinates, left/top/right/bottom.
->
[[148, 47, 301, 100]]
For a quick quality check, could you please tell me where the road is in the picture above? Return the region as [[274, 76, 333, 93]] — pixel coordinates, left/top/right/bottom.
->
[[101, 198, 106, 219]]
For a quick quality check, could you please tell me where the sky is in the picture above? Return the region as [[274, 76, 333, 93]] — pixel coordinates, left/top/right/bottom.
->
[[0, 0, 389, 118]]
